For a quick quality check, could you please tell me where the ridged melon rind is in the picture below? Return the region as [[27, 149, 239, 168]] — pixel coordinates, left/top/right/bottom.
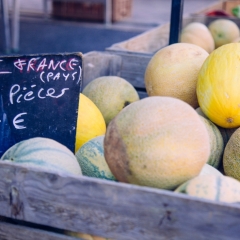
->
[[75, 135, 116, 181], [175, 175, 240, 203], [199, 116, 224, 169], [1, 137, 82, 175]]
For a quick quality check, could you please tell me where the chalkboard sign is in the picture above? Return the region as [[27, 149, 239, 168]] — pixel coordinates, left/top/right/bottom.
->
[[0, 53, 82, 155]]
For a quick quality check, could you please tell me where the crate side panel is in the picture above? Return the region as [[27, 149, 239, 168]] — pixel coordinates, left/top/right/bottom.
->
[[118, 53, 151, 89], [106, 23, 170, 55], [0, 219, 79, 240], [1, 162, 240, 239], [83, 51, 122, 89]]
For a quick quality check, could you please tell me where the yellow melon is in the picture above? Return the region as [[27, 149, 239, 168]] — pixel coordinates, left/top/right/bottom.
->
[[65, 231, 111, 240], [82, 76, 139, 125], [75, 93, 106, 152], [104, 96, 210, 190], [175, 175, 240, 203], [223, 127, 240, 180], [197, 43, 240, 128], [180, 22, 215, 53], [208, 19, 240, 48], [144, 43, 209, 108]]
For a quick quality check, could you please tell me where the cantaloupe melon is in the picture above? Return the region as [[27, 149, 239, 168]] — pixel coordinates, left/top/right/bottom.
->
[[104, 96, 210, 190], [144, 43, 209, 108], [208, 19, 240, 48], [180, 22, 215, 53], [199, 116, 224, 169], [175, 175, 240, 203], [82, 76, 139, 125], [75, 135, 116, 181], [1, 137, 82, 175], [223, 127, 240, 180], [218, 126, 238, 148]]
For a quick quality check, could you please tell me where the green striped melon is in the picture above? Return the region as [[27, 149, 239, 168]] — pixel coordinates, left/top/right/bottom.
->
[[199, 164, 223, 177], [199, 116, 224, 169], [196, 107, 238, 148], [1, 137, 82, 175], [195, 107, 208, 119], [175, 175, 240, 203], [75, 135, 116, 181]]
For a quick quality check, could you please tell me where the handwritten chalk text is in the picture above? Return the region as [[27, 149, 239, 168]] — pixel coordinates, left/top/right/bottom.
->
[[13, 57, 79, 72], [9, 84, 69, 104]]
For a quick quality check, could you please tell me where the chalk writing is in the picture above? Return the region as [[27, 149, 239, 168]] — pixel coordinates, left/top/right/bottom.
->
[[0, 53, 82, 152]]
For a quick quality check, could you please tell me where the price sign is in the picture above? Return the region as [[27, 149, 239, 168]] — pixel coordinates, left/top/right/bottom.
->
[[0, 53, 82, 155]]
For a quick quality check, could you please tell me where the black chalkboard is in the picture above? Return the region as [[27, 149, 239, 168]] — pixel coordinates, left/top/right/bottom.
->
[[0, 53, 82, 155]]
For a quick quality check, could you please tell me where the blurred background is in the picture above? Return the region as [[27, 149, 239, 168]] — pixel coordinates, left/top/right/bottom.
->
[[0, 0, 222, 55]]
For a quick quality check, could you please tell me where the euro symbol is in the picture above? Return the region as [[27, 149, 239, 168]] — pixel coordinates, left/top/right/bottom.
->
[[13, 112, 27, 129]]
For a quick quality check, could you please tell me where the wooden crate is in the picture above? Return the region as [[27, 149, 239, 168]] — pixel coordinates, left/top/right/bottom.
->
[[105, 12, 240, 90], [51, 0, 132, 22], [106, 13, 240, 57], [106, 0, 240, 56], [1, 51, 240, 239]]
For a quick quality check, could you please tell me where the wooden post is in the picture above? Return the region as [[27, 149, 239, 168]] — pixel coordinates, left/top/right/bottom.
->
[[1, 0, 11, 53], [11, 0, 21, 53], [169, 0, 184, 45]]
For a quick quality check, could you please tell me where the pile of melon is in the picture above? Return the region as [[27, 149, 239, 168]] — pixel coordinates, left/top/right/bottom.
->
[[180, 19, 240, 52], [3, 19, 240, 239], [3, 40, 240, 206], [77, 40, 240, 205]]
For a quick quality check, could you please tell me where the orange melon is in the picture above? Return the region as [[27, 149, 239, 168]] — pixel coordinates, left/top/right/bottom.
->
[[144, 42, 209, 108], [104, 96, 210, 190]]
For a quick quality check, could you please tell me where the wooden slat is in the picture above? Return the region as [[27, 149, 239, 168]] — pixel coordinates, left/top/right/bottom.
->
[[0, 161, 240, 240], [106, 23, 170, 55], [83, 51, 149, 90], [83, 51, 122, 89], [0, 219, 81, 240]]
